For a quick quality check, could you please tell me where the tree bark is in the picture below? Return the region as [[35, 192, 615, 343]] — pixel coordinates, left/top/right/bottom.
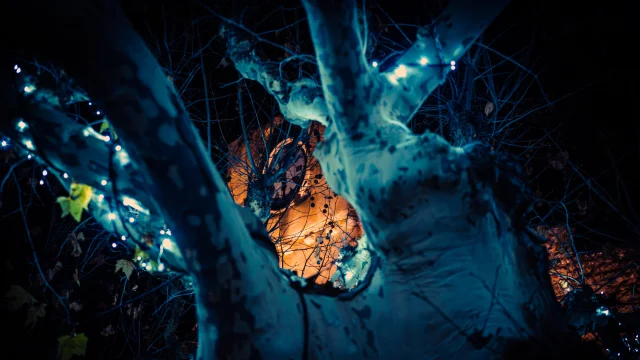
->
[[0, 0, 604, 359]]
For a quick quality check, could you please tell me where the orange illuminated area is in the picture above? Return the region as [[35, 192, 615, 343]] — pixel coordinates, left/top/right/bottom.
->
[[227, 116, 363, 284]]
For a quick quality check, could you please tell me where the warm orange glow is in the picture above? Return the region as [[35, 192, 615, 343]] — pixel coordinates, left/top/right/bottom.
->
[[227, 118, 363, 284]]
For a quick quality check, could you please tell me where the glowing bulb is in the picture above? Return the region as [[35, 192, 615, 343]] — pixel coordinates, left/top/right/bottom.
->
[[137, 256, 142, 261], [159, 230, 165, 235], [16, 68, 21, 73], [145, 264, 152, 271], [372, 61, 378, 68], [162, 238, 172, 249], [1, 140, 6, 147], [111, 242, 117, 248], [128, 217, 135, 223], [108, 213, 116, 220], [25, 140, 34, 150], [96, 111, 101, 115], [13, 65, 17, 70], [17, 121, 27, 130], [63, 173, 68, 178], [419, 57, 428, 66], [450, 60, 456, 66], [98, 194, 104, 201], [158, 263, 165, 271], [166, 230, 171, 236], [121, 235, 126, 240], [393, 64, 408, 78], [101, 179, 107, 186], [27, 154, 32, 159], [88, 102, 92, 106], [115, 145, 122, 151], [141, 262, 146, 267], [39, 180, 44, 185], [104, 135, 110, 142], [451, 65, 456, 71], [345, 271, 353, 281], [42, 170, 48, 176], [23, 85, 35, 93]]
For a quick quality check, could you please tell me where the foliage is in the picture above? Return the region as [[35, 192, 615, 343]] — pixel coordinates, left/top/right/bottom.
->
[[57, 333, 88, 360], [114, 259, 135, 279], [56, 183, 93, 222]]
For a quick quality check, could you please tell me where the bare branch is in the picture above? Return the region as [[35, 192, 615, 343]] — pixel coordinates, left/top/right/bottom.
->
[[379, 0, 510, 124]]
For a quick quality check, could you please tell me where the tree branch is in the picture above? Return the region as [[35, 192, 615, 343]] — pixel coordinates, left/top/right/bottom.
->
[[222, 25, 329, 127], [378, 0, 510, 124], [4, 1, 304, 358]]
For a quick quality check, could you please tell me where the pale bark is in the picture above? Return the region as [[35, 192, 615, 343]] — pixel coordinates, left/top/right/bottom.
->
[[1, 0, 602, 359]]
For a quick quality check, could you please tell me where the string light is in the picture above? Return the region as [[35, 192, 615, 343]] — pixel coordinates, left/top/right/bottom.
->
[[159, 230, 165, 235], [419, 57, 429, 66], [141, 262, 146, 267], [137, 256, 142, 261], [27, 154, 32, 159], [98, 194, 104, 201], [23, 85, 35, 93], [25, 140, 34, 150], [108, 213, 116, 220], [88, 102, 92, 106], [42, 170, 48, 176], [121, 235, 126, 241], [128, 217, 135, 223], [101, 179, 107, 186], [1, 140, 6, 147], [451, 65, 456, 71], [111, 242, 117, 248], [145, 264, 152, 271], [63, 173, 68, 178], [166, 229, 171, 236], [115, 145, 122, 151], [17, 120, 27, 131], [393, 64, 408, 78], [372, 61, 378, 68], [96, 111, 101, 115], [158, 263, 165, 271], [39, 180, 44, 185]]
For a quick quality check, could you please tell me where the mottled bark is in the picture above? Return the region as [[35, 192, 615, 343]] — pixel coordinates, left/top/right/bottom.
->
[[1, 0, 603, 359]]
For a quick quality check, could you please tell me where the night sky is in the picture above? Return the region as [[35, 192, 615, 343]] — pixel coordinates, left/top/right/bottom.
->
[[1, 0, 637, 359]]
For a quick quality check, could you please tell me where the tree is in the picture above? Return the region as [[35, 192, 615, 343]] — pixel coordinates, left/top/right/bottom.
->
[[0, 0, 610, 358]]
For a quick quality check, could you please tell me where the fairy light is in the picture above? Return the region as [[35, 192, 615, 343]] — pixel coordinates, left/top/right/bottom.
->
[[141, 262, 146, 267], [159, 230, 165, 235], [39, 180, 44, 185], [158, 263, 165, 271], [101, 179, 107, 186], [1, 140, 6, 147], [27, 154, 32, 159], [23, 85, 35, 93], [17, 120, 27, 131], [108, 213, 116, 220], [145, 264, 152, 271], [104, 135, 110, 142], [419, 57, 429, 66], [137, 256, 142, 261], [42, 169, 48, 176], [24, 140, 34, 150], [96, 111, 101, 115], [98, 194, 104, 201], [115, 145, 122, 151], [372, 61, 378, 68], [451, 65, 456, 71], [121, 235, 126, 241], [128, 217, 135, 223], [111, 242, 117, 248], [63, 173, 68, 179], [393, 64, 408, 78], [161, 238, 172, 249]]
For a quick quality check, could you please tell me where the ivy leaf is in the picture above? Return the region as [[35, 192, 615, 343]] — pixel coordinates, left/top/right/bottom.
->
[[25, 303, 46, 329], [4, 285, 36, 311], [115, 259, 135, 279], [99, 120, 118, 140], [57, 197, 70, 218], [58, 333, 88, 360], [58, 183, 93, 222]]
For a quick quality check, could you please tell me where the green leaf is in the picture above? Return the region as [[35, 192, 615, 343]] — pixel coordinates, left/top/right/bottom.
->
[[115, 259, 135, 279], [4, 285, 36, 312], [58, 183, 93, 222], [58, 333, 88, 360], [99, 120, 109, 133], [57, 197, 70, 218]]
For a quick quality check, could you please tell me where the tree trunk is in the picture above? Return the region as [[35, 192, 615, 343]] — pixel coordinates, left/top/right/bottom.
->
[[0, 0, 603, 359]]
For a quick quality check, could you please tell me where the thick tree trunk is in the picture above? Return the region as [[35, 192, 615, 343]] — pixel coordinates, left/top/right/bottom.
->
[[1, 0, 603, 359]]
